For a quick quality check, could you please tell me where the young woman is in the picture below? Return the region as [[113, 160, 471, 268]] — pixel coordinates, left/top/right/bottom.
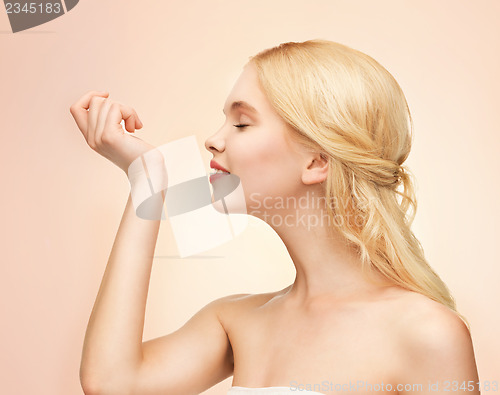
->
[[72, 40, 480, 395]]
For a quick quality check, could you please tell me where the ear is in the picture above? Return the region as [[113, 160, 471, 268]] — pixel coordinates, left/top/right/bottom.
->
[[301, 152, 328, 185]]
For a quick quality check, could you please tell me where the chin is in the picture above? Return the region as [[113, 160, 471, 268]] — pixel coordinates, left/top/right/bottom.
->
[[210, 174, 248, 215]]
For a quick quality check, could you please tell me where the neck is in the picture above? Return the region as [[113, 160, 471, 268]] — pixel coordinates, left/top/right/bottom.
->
[[250, 189, 394, 306]]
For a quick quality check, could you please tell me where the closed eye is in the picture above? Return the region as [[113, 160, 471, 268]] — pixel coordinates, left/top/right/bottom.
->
[[233, 124, 249, 129]]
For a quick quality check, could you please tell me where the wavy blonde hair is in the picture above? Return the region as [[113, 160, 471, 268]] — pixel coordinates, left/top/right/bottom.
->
[[249, 39, 469, 330]]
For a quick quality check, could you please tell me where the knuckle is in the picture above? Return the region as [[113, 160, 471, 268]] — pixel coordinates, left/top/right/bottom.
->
[[89, 96, 103, 106], [101, 131, 113, 145], [96, 132, 107, 147], [95, 136, 104, 148]]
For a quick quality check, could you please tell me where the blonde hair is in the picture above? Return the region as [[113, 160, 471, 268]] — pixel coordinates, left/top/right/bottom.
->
[[249, 39, 469, 330]]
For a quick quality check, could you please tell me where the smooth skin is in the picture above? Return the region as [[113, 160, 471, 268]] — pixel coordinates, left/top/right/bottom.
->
[[72, 64, 480, 395]]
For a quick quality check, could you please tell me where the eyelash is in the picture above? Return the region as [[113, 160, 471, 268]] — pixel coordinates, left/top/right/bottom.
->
[[233, 124, 249, 129]]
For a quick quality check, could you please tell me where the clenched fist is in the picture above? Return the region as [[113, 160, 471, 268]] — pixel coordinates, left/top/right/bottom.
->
[[69, 91, 157, 174]]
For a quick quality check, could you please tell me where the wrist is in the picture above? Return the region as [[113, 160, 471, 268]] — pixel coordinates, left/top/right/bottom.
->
[[127, 148, 168, 220]]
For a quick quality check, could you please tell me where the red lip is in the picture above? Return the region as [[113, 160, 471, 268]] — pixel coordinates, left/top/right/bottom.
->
[[210, 159, 230, 173]]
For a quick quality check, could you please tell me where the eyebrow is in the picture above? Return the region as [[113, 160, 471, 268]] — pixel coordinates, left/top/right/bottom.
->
[[222, 101, 258, 115]]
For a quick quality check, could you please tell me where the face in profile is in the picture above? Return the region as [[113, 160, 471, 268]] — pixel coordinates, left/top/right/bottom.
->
[[205, 62, 310, 219]]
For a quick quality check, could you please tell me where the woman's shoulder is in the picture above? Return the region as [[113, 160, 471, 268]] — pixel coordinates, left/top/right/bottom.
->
[[211, 287, 290, 322], [381, 287, 467, 333], [383, 288, 472, 359], [371, 287, 475, 384], [384, 289, 477, 385], [386, 287, 465, 326], [223, 287, 290, 306]]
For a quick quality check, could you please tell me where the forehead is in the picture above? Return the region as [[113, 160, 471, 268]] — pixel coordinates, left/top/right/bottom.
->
[[223, 63, 271, 114]]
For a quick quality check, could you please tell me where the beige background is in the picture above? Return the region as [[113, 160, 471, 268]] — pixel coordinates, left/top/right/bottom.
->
[[1, 1, 499, 394]]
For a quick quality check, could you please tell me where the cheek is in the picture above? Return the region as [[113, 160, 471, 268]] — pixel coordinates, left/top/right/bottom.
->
[[230, 133, 300, 198]]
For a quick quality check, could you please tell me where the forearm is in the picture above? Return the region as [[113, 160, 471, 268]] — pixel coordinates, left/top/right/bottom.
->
[[80, 188, 165, 393]]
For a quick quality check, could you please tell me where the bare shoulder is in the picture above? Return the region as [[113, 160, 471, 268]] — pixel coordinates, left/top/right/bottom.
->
[[384, 289, 479, 392], [210, 287, 289, 323], [388, 289, 471, 341], [382, 288, 471, 348]]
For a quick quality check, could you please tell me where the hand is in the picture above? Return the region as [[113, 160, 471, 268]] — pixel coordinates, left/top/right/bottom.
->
[[70, 90, 157, 174]]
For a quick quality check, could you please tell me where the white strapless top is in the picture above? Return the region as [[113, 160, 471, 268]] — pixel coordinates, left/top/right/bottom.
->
[[228, 386, 324, 394]]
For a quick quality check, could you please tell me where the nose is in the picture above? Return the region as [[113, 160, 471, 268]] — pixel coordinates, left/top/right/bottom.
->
[[204, 128, 225, 154]]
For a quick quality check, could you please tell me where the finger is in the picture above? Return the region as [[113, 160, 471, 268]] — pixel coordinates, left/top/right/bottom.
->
[[69, 91, 109, 137], [95, 98, 114, 145], [136, 115, 143, 129], [124, 114, 137, 133], [87, 96, 107, 147], [119, 105, 140, 133], [103, 102, 136, 139], [128, 113, 143, 131]]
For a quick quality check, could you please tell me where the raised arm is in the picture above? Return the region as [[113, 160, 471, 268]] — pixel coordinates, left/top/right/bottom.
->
[[79, 191, 162, 393], [80, 192, 238, 395], [70, 91, 237, 395]]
